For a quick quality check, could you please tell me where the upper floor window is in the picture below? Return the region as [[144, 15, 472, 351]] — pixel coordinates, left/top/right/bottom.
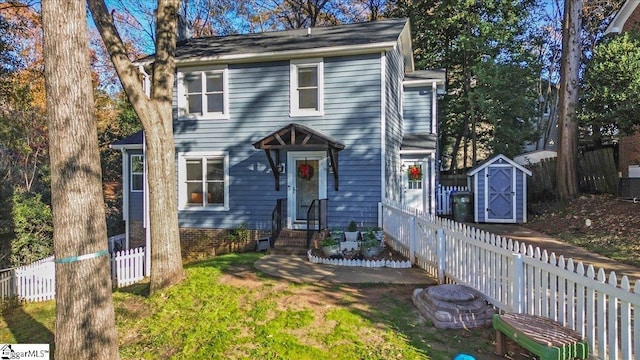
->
[[290, 59, 324, 116], [178, 66, 229, 120], [130, 154, 144, 192], [178, 151, 229, 211]]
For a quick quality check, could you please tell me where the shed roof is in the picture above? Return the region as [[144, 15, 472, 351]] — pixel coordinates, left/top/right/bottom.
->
[[110, 130, 143, 150], [401, 133, 437, 151], [467, 154, 532, 177]]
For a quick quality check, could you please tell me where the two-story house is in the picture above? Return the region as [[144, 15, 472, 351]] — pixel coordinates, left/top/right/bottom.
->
[[111, 18, 445, 251]]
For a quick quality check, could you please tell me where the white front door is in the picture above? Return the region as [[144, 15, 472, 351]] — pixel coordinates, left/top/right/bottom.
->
[[287, 151, 327, 229], [402, 159, 425, 212]]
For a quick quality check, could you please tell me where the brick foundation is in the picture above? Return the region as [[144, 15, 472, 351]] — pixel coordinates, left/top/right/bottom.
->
[[129, 220, 146, 249], [179, 227, 271, 262]]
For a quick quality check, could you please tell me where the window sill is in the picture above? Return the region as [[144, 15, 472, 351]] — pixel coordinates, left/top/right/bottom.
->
[[289, 110, 324, 118], [180, 205, 229, 212], [178, 114, 229, 121]]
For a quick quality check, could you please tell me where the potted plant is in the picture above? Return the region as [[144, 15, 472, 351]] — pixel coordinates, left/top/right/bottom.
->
[[321, 236, 340, 257], [372, 226, 383, 241], [330, 227, 345, 242], [361, 231, 381, 258], [344, 220, 360, 241]]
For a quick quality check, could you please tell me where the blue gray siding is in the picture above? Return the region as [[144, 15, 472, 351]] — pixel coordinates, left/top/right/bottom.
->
[[173, 53, 383, 229], [403, 87, 433, 133], [128, 150, 144, 221], [384, 46, 405, 203]]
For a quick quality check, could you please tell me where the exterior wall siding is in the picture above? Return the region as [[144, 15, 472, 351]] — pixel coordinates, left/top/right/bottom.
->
[[516, 170, 525, 222], [474, 171, 487, 222], [128, 149, 144, 221], [403, 87, 433, 133], [384, 47, 405, 204], [173, 53, 383, 230]]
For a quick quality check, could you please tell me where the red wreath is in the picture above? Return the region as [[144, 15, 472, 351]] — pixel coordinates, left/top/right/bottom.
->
[[297, 163, 314, 180], [408, 165, 422, 181]]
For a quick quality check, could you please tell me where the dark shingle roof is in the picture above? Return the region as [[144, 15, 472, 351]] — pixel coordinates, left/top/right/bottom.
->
[[137, 18, 410, 65], [110, 130, 143, 149]]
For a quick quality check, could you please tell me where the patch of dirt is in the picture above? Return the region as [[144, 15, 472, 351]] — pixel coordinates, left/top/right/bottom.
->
[[527, 193, 640, 238], [526, 193, 640, 268]]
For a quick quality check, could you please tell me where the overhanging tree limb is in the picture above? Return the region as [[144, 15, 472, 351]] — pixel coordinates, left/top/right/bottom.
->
[[88, 0, 185, 293]]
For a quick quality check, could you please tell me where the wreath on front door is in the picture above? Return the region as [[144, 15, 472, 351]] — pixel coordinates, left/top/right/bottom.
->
[[297, 163, 314, 180], [407, 165, 422, 181]]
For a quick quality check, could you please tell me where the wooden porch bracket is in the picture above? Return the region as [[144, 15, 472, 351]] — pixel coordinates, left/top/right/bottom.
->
[[263, 149, 281, 191], [253, 123, 345, 191]]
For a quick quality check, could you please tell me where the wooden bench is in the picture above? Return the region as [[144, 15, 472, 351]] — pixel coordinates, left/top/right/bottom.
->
[[493, 313, 589, 360]]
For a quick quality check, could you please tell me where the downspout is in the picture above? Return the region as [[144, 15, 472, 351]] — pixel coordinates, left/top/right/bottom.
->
[[431, 81, 438, 214], [138, 65, 151, 276], [121, 149, 130, 250]]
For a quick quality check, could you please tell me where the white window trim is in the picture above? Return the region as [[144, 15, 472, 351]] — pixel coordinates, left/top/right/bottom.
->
[[130, 154, 144, 193], [177, 65, 229, 120], [290, 58, 324, 117], [177, 151, 230, 211]]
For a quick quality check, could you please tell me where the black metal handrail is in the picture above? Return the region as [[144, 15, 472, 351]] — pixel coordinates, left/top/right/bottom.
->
[[271, 198, 287, 247], [306, 198, 328, 248]]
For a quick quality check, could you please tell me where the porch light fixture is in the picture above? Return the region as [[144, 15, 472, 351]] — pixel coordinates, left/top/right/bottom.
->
[[277, 163, 285, 174]]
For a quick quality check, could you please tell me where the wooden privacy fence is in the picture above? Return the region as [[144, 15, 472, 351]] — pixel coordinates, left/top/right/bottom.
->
[[382, 201, 639, 360], [0, 247, 147, 302], [527, 148, 618, 201]]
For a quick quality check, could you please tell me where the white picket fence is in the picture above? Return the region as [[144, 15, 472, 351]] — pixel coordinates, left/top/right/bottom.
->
[[0, 246, 147, 302], [382, 201, 639, 360], [111, 247, 146, 288], [436, 184, 468, 215]]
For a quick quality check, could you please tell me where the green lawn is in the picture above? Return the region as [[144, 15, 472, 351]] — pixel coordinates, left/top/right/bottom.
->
[[1, 253, 502, 359]]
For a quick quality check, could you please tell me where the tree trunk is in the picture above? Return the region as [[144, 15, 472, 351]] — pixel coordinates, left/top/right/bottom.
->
[[87, 0, 185, 293], [556, 0, 582, 199], [42, 0, 119, 358]]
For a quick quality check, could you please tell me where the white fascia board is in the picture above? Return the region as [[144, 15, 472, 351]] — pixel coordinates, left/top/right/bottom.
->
[[399, 149, 436, 155], [403, 79, 446, 87], [109, 144, 143, 151], [135, 42, 399, 67]]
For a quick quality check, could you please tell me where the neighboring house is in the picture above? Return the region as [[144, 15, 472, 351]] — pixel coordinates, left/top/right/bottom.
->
[[111, 18, 445, 249], [606, 0, 640, 178], [513, 149, 557, 166]]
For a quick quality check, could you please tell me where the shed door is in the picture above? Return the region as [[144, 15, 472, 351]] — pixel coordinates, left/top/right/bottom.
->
[[486, 166, 515, 222]]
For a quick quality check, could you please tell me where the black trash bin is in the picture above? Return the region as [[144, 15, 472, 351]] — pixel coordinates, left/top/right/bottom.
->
[[451, 191, 473, 223]]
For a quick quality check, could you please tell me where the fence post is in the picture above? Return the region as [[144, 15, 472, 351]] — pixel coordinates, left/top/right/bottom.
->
[[436, 228, 446, 284], [409, 215, 416, 263], [512, 254, 524, 314]]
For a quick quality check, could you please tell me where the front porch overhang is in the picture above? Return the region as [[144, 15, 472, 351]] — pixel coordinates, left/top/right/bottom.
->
[[253, 123, 345, 191]]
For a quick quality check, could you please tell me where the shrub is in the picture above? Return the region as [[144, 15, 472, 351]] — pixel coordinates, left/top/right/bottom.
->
[[10, 192, 53, 267]]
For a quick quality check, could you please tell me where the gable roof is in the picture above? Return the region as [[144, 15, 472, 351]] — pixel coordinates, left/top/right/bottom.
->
[[467, 154, 532, 177], [605, 0, 640, 34], [136, 18, 414, 71], [110, 130, 143, 150]]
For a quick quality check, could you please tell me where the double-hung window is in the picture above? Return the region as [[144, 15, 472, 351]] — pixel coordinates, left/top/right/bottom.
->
[[290, 59, 324, 116], [178, 152, 229, 210], [130, 154, 144, 192], [178, 66, 229, 120]]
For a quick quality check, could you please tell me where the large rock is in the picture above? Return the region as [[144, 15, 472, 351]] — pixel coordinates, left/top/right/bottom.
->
[[412, 284, 495, 329]]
